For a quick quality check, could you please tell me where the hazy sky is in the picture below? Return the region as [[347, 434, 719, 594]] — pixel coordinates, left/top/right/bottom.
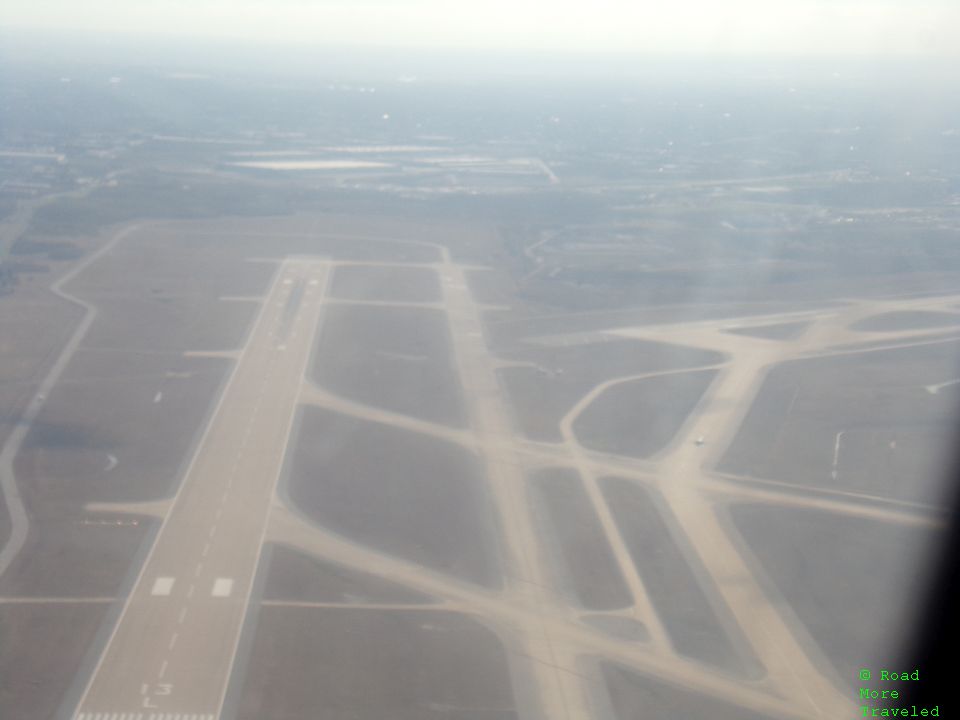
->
[[3, 0, 959, 56]]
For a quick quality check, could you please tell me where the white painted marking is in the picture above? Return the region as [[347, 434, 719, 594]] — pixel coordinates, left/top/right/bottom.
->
[[153, 391, 163, 403], [925, 378, 960, 394], [211, 578, 234, 597], [151, 577, 175, 596], [309, 279, 319, 285], [201, 542, 210, 558], [104, 454, 119, 472], [159, 659, 168, 679], [283, 278, 293, 284], [186, 584, 195, 599], [277, 344, 286, 351], [831, 430, 845, 481], [178, 606, 188, 624], [194, 562, 203, 577], [168, 633, 178, 650], [209, 524, 218, 538]]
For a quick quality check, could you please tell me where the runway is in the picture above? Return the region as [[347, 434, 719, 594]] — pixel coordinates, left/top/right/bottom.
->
[[71, 258, 328, 720]]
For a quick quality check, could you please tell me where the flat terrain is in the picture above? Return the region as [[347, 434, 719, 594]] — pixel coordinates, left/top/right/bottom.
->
[[234, 607, 517, 720], [722, 321, 810, 341], [850, 310, 960, 332], [329, 264, 442, 303], [572, 369, 718, 458], [497, 338, 722, 442], [530, 468, 632, 610], [719, 340, 960, 504], [601, 663, 778, 720], [728, 504, 939, 690], [0, 215, 955, 720], [5, 58, 960, 720], [311, 304, 466, 426], [284, 407, 502, 588], [0, 603, 110, 720], [602, 477, 754, 675], [261, 544, 435, 605]]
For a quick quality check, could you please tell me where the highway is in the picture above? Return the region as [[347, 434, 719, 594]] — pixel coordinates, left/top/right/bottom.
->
[[71, 258, 328, 720]]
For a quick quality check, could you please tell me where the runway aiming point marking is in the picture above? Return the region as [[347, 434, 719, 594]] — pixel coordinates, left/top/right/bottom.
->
[[150, 578, 175, 596]]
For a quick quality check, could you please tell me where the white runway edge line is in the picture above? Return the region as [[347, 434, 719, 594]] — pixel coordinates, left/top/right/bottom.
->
[[0, 225, 144, 581]]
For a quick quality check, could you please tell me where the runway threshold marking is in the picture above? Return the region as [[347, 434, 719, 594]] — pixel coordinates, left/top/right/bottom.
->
[[150, 578, 175, 596]]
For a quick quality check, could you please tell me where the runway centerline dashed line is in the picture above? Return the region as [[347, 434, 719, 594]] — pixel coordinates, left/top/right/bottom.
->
[[186, 584, 195, 599], [158, 659, 168, 679], [193, 562, 203, 578], [178, 606, 188, 624], [168, 632, 179, 650]]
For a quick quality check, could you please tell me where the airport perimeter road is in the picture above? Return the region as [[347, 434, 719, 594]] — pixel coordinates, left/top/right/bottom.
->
[[72, 258, 328, 720]]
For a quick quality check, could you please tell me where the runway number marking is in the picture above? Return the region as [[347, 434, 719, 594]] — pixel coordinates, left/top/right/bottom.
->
[[211, 578, 233, 598], [139, 681, 174, 708], [150, 578, 175, 596]]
